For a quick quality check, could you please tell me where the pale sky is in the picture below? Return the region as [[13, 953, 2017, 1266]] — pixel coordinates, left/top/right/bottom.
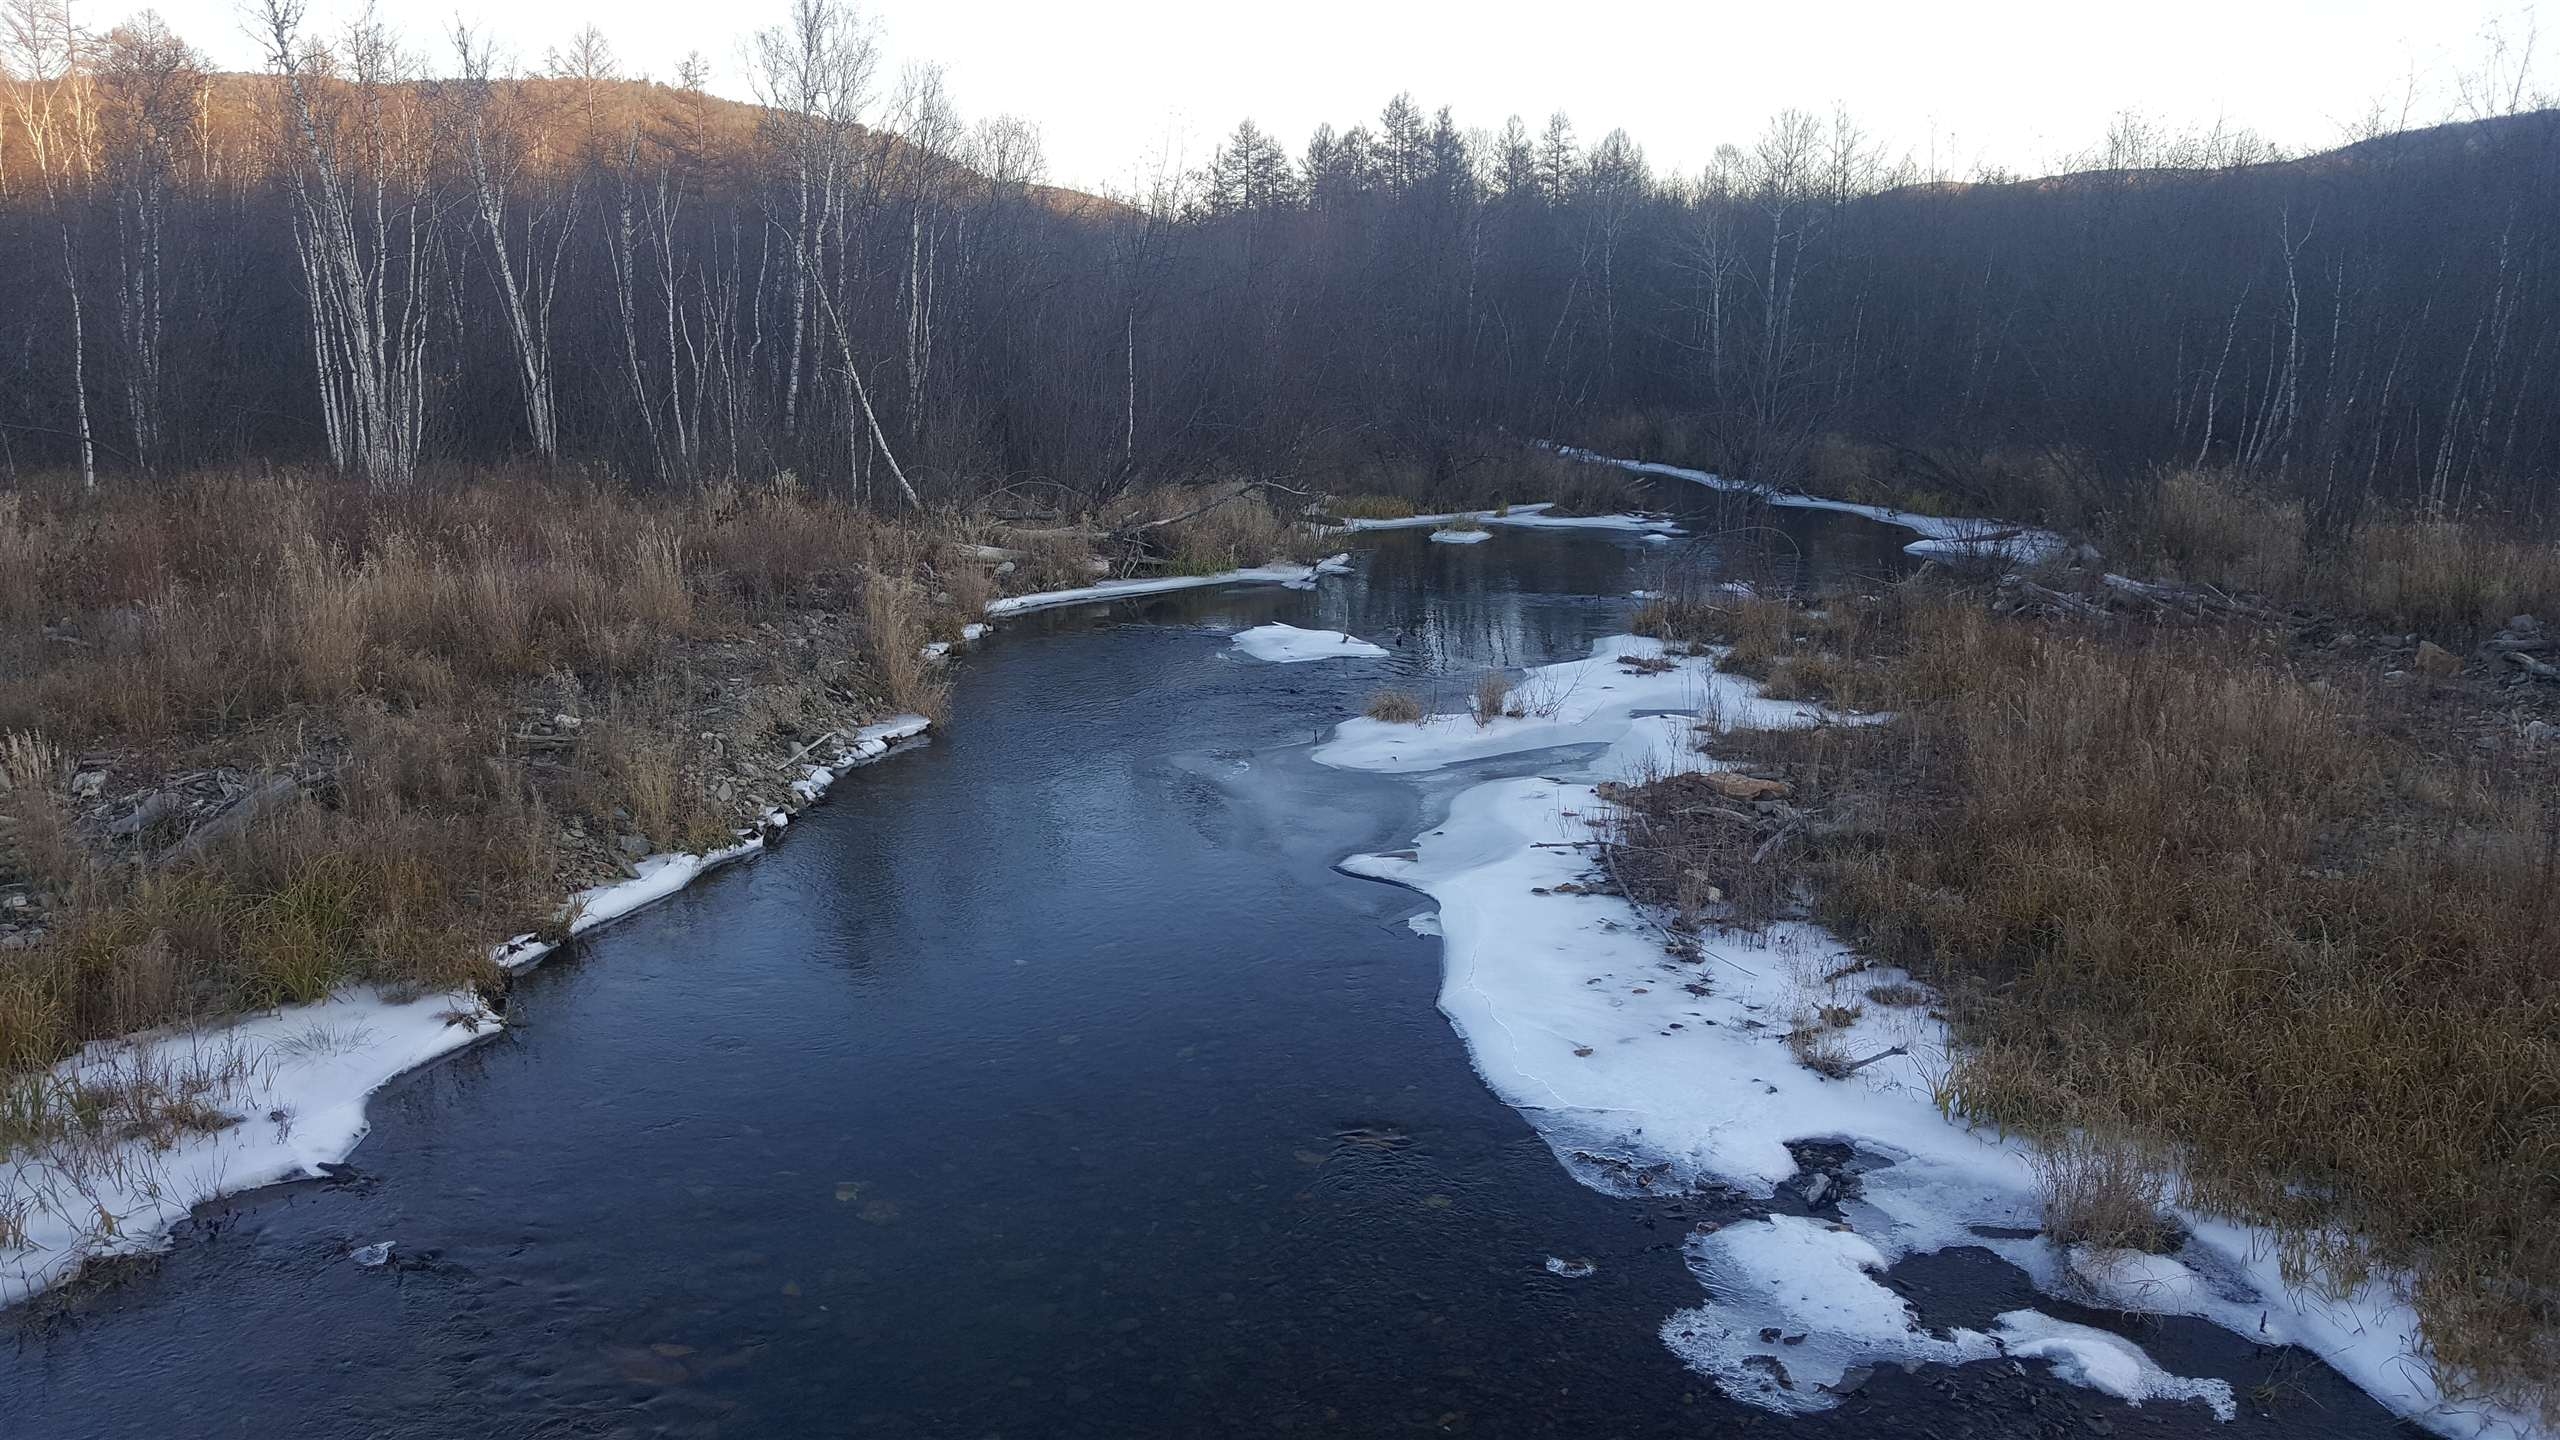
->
[[134, 0, 2550, 191]]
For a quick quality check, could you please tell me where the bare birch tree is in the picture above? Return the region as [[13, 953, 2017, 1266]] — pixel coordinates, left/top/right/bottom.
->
[[4, 0, 97, 489], [95, 13, 200, 473], [451, 23, 573, 461], [258, 0, 437, 489]]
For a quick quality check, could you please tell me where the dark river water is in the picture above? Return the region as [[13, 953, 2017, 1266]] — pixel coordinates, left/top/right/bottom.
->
[[3, 505, 2412, 1439]]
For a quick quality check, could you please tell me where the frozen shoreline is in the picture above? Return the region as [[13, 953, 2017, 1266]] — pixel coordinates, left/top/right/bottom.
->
[[1341, 499, 1683, 538], [1, 713, 939, 1309], [983, 554, 1352, 616], [1320, 633, 2536, 1439], [1548, 444, 2065, 564]]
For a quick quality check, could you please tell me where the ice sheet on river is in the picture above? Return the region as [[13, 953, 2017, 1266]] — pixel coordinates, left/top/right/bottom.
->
[[1321, 633, 2534, 1438], [1342, 501, 1681, 537], [1229, 623, 1388, 663], [984, 554, 1352, 616]]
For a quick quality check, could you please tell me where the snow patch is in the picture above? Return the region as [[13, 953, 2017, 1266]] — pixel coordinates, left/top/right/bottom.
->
[[1993, 1310, 2238, 1420], [1230, 623, 1389, 663], [1312, 633, 1826, 776], [1, 987, 496, 1308], [918, 623, 990, 662], [1429, 528, 1493, 544], [1662, 1216, 1993, 1413], [1658, 1219, 2234, 1420]]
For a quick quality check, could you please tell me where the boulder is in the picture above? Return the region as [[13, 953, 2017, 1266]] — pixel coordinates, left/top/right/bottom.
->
[[2414, 640, 2463, 677]]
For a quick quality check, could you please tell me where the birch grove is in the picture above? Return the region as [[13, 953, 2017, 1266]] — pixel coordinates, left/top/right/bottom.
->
[[0, 2, 2551, 535]]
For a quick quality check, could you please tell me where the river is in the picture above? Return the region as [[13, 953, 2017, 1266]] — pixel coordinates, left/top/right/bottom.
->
[[3, 508, 2407, 1439]]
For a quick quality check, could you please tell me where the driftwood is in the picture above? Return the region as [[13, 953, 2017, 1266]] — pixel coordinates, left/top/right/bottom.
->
[[105, 790, 185, 839], [2506, 650, 2560, 682], [774, 728, 845, 773], [1838, 1044, 1910, 1076], [154, 776, 304, 868]]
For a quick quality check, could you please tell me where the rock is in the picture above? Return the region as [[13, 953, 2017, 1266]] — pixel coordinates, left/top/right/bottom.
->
[[71, 769, 106, 800], [554, 713, 583, 729], [2527, 720, 2555, 747], [1800, 1171, 1833, 1206], [616, 833, 649, 859], [2414, 640, 2463, 677], [2508, 614, 2543, 638], [1699, 771, 1793, 803]]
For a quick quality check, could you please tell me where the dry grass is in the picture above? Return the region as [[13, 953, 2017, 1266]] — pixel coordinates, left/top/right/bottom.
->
[[2032, 1130, 2180, 1255], [2144, 468, 2560, 639], [0, 465, 966, 1082], [1334, 494, 1419, 521], [1099, 483, 1322, 576], [1470, 671, 1512, 727], [860, 575, 951, 724], [1308, 434, 1633, 516], [1364, 688, 1425, 724], [1668, 584, 2560, 1419]]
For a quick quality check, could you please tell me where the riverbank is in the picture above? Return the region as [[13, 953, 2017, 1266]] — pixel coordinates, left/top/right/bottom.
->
[[1586, 568, 2557, 1433], [1324, 610, 2553, 1436], [0, 465, 1380, 1302]]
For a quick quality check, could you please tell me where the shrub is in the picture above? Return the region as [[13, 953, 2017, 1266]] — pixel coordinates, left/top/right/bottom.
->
[[1336, 494, 1418, 520], [1364, 688, 1425, 724]]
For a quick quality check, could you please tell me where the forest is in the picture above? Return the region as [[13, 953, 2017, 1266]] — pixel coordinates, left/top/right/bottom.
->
[[2, 0, 2556, 538]]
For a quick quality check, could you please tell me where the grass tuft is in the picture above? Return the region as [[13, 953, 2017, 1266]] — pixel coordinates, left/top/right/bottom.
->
[[1364, 689, 1426, 724]]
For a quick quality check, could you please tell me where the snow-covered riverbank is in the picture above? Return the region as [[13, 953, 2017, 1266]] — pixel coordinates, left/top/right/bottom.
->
[[1550, 445, 2065, 564], [1319, 634, 2536, 1440], [1, 714, 938, 1310]]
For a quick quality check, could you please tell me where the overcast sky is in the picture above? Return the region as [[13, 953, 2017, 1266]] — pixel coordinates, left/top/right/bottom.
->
[[140, 0, 2549, 191]]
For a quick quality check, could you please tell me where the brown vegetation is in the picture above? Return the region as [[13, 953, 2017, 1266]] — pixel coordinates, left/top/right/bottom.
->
[[0, 466, 989, 1083], [1364, 689, 1426, 724], [1607, 556, 2560, 1419]]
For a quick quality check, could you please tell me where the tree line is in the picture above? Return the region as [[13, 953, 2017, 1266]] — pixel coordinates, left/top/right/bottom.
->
[[4, 0, 2556, 533]]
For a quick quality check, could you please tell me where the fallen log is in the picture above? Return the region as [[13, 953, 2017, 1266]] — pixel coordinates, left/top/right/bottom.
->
[[2506, 650, 2560, 682], [154, 776, 304, 868]]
